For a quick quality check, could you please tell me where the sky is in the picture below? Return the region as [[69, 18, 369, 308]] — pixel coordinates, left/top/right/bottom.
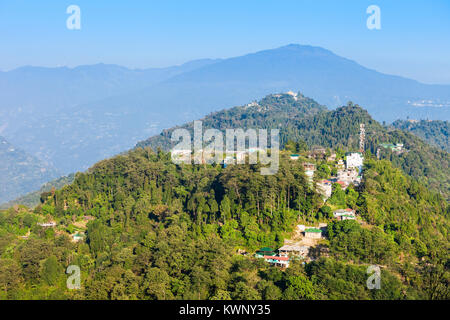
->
[[0, 0, 449, 84]]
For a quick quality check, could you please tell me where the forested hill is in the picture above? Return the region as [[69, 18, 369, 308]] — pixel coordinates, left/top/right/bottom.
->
[[137, 92, 449, 199], [0, 174, 75, 210], [1, 147, 447, 299], [391, 120, 449, 152], [136, 92, 327, 151]]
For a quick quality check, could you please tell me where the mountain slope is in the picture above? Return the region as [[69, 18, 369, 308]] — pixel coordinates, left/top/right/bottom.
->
[[0, 136, 59, 204], [0, 91, 448, 300], [0, 59, 220, 173], [0, 174, 75, 210], [2, 44, 449, 176], [105, 44, 450, 123], [391, 120, 449, 152], [138, 93, 449, 199]]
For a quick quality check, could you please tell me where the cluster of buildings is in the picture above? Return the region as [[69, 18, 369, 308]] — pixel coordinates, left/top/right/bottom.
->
[[254, 208, 358, 269], [330, 152, 364, 190], [303, 163, 316, 183], [256, 224, 327, 268], [290, 150, 364, 198], [379, 143, 404, 154], [345, 152, 364, 171], [335, 167, 361, 189], [315, 152, 363, 198], [255, 247, 291, 268], [173, 148, 271, 166]]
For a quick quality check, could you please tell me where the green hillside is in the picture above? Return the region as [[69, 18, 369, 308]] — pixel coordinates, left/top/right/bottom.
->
[[0, 93, 448, 300], [1, 146, 447, 299], [138, 93, 449, 200], [391, 120, 449, 152]]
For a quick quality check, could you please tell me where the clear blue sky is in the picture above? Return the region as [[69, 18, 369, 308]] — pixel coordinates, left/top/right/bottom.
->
[[0, 0, 449, 84]]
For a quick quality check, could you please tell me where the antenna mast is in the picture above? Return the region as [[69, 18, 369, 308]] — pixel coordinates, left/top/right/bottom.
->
[[359, 123, 365, 153]]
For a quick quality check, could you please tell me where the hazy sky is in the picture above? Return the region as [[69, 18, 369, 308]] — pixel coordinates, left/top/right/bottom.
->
[[1, 0, 449, 84]]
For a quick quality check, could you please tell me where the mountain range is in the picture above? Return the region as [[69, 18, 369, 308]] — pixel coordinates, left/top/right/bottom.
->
[[1, 44, 449, 202], [0, 136, 59, 204]]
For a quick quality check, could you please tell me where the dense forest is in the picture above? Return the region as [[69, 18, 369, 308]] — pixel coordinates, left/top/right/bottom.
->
[[0, 148, 448, 300], [0, 93, 448, 300], [138, 93, 449, 200], [391, 119, 449, 152]]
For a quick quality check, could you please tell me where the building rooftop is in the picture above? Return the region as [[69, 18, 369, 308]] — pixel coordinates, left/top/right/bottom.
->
[[305, 228, 322, 233], [278, 244, 309, 251], [264, 255, 289, 261]]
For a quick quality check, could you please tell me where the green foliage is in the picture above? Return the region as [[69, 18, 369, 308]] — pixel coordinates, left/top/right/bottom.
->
[[392, 120, 449, 152], [41, 256, 60, 285], [0, 94, 448, 300]]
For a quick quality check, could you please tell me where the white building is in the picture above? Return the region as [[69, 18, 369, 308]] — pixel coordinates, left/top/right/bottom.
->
[[37, 221, 56, 227], [305, 170, 315, 182], [278, 245, 309, 258], [346, 152, 364, 170], [316, 180, 332, 200], [304, 228, 322, 239], [333, 208, 356, 219]]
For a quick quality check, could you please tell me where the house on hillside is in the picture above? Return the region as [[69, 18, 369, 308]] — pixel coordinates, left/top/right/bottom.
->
[[305, 228, 322, 239], [37, 221, 56, 227], [380, 143, 404, 154], [318, 222, 328, 232], [335, 180, 348, 190], [71, 232, 85, 243], [286, 91, 298, 101], [255, 247, 276, 258], [316, 180, 332, 200], [278, 245, 309, 258], [263, 255, 290, 268], [303, 163, 316, 182], [290, 154, 300, 160], [333, 208, 356, 220], [346, 152, 364, 171]]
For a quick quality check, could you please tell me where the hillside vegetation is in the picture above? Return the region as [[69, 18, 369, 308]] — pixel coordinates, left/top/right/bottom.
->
[[392, 120, 449, 152], [0, 147, 447, 300], [138, 93, 449, 200]]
